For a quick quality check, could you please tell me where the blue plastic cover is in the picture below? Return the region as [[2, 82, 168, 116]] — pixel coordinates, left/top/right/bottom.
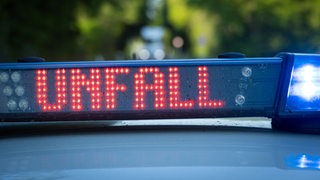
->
[[286, 54, 320, 111]]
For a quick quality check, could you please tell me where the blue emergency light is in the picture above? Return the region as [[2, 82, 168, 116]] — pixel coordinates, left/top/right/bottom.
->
[[284, 54, 320, 111], [0, 52, 320, 133], [273, 53, 320, 132], [285, 154, 320, 170]]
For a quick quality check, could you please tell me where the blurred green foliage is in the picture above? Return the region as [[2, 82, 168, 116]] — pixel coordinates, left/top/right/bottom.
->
[[0, 0, 143, 61], [1, 0, 320, 61], [188, 0, 320, 56]]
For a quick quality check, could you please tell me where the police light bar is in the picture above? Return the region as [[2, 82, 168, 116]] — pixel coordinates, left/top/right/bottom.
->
[[0, 57, 281, 121], [0, 53, 318, 132]]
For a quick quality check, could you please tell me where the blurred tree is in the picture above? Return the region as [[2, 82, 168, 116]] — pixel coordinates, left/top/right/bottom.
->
[[77, 0, 145, 60], [166, 0, 217, 58], [0, 0, 135, 61], [2, 0, 319, 61], [188, 0, 320, 56]]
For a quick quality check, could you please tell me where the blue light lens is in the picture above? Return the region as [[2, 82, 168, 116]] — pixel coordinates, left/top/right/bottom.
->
[[285, 154, 320, 170], [286, 54, 320, 111]]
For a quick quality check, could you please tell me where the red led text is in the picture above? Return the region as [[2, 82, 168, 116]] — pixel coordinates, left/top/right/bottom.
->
[[36, 69, 67, 111], [105, 68, 130, 109], [36, 66, 223, 111], [134, 67, 166, 109], [71, 68, 102, 110]]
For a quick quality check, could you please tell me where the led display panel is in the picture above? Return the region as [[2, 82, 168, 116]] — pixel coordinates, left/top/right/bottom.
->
[[0, 58, 281, 121]]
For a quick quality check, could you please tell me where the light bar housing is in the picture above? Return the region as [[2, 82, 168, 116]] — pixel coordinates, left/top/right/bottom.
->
[[0, 58, 281, 121], [1, 52, 320, 133]]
